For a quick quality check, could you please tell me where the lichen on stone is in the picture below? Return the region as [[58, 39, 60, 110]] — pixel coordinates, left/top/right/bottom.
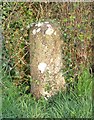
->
[[30, 21, 65, 99]]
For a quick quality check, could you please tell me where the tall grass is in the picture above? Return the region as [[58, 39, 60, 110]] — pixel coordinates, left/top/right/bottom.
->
[[2, 69, 92, 118]]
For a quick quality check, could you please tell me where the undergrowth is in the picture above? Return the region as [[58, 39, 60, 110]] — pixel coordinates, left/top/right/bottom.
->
[[1, 69, 92, 118]]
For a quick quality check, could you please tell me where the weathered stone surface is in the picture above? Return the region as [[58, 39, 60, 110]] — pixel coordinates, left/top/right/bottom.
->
[[29, 21, 65, 99]]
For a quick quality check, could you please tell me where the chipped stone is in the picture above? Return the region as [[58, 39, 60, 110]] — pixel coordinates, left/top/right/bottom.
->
[[54, 31, 56, 35], [38, 62, 47, 73], [32, 29, 37, 35], [37, 22, 43, 27], [45, 27, 54, 35], [6, 41, 8, 43], [46, 24, 52, 28], [50, 58, 53, 62], [43, 91, 51, 100], [36, 28, 41, 33], [35, 24, 38, 27], [45, 21, 49, 24]]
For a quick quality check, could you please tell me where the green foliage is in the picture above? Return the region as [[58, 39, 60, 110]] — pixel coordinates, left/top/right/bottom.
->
[[2, 70, 92, 118], [1, 3, 92, 118], [2, 3, 92, 86]]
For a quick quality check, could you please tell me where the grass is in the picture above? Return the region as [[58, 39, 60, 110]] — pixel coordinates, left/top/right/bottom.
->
[[1, 69, 92, 118]]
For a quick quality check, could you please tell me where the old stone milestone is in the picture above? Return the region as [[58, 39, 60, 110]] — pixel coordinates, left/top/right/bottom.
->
[[29, 21, 66, 99]]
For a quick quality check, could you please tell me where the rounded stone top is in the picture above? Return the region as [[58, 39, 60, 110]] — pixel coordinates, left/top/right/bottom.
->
[[31, 21, 60, 36]]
